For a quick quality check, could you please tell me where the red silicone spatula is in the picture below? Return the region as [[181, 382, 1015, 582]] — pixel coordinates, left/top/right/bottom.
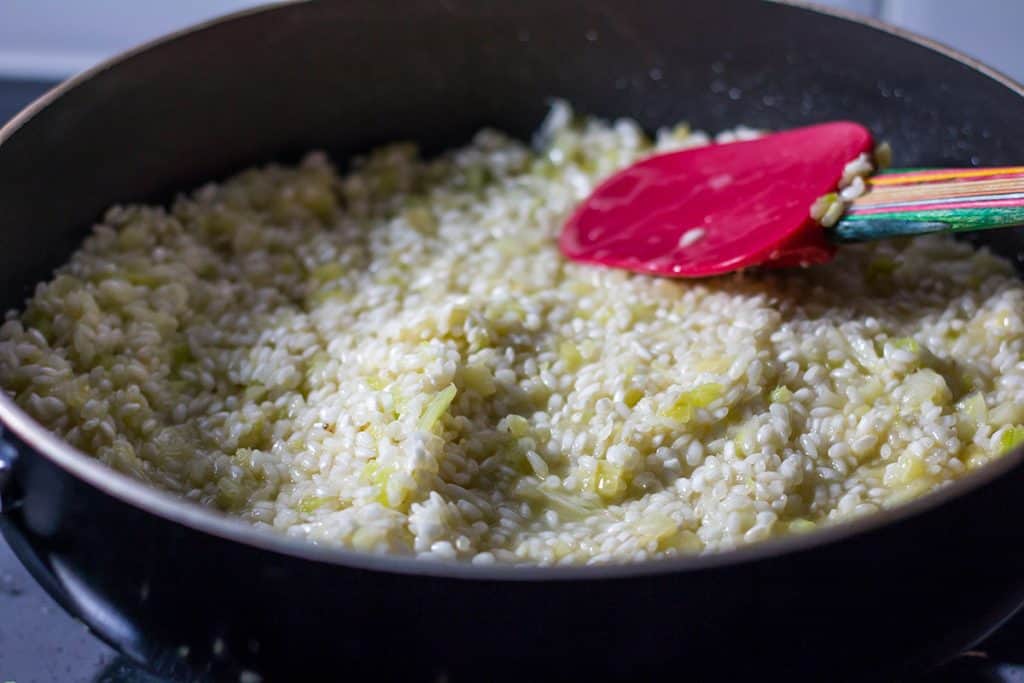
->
[[560, 122, 1024, 277]]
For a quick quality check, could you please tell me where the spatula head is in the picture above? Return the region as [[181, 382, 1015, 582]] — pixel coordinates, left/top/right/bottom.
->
[[560, 122, 875, 277]]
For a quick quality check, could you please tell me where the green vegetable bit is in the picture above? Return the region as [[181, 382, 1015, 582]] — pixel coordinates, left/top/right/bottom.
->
[[660, 383, 724, 423], [999, 425, 1024, 454], [418, 383, 458, 431], [298, 496, 334, 513]]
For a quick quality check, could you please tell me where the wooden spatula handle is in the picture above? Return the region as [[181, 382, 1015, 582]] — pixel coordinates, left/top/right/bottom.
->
[[832, 167, 1024, 243]]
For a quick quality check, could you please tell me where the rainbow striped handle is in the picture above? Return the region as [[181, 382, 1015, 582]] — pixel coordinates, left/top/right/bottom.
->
[[831, 167, 1024, 243]]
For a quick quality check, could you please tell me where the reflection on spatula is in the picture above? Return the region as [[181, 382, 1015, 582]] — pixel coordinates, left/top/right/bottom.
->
[[560, 122, 1024, 278]]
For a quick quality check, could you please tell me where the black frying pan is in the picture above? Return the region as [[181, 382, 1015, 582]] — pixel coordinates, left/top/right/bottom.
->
[[2, 2, 1024, 681]]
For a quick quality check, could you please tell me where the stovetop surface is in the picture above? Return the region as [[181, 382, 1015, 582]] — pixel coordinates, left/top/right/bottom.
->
[[2, 77, 1024, 683]]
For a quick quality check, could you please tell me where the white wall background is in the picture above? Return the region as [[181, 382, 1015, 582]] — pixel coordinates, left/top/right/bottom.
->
[[0, 0, 1021, 82], [878, 1, 1024, 82], [0, 0, 260, 79]]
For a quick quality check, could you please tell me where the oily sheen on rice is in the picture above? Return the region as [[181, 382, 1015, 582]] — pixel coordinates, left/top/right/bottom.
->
[[3, 104, 1024, 566]]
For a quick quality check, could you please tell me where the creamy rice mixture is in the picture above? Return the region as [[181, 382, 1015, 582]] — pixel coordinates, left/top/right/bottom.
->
[[3, 105, 1024, 565]]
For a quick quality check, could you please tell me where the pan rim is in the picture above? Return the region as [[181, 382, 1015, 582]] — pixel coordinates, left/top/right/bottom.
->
[[2, 0, 1024, 581]]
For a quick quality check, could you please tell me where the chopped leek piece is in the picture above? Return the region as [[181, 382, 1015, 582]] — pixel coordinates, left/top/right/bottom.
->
[[999, 425, 1024, 454], [595, 461, 627, 499], [310, 262, 345, 283], [558, 341, 584, 370], [660, 383, 724, 423], [506, 414, 530, 438], [788, 518, 816, 533], [891, 337, 920, 354], [623, 387, 644, 408], [170, 342, 194, 367], [418, 383, 457, 431], [298, 496, 333, 513], [959, 392, 987, 422]]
